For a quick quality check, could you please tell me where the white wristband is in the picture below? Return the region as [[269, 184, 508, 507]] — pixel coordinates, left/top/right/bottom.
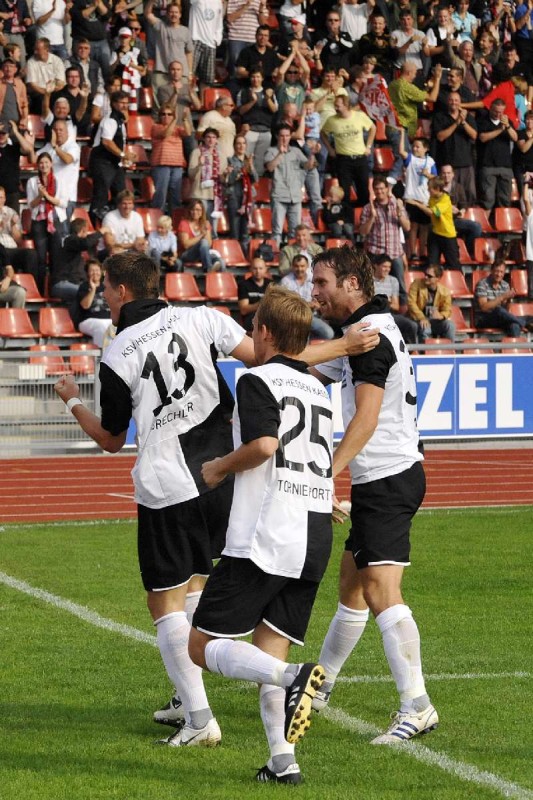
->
[[66, 397, 83, 413]]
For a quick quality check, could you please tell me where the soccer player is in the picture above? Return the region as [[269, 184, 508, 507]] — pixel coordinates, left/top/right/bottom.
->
[[54, 253, 379, 746], [188, 286, 334, 783], [309, 246, 438, 744]]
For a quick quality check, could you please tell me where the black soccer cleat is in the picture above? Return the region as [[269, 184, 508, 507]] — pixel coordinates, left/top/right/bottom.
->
[[256, 764, 302, 784], [284, 663, 326, 744]]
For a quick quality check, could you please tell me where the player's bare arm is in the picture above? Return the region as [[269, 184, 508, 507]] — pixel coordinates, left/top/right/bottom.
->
[[332, 382, 384, 477], [202, 436, 278, 487], [54, 374, 127, 453]]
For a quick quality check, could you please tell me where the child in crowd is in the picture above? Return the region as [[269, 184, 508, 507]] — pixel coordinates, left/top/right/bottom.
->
[[148, 215, 181, 275], [401, 134, 437, 261], [408, 177, 462, 270], [322, 184, 355, 242], [303, 96, 321, 155]]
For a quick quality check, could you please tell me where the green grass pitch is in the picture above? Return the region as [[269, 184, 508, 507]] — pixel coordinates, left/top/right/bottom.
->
[[0, 508, 531, 800]]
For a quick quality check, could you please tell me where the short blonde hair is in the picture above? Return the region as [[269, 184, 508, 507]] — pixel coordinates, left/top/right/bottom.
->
[[256, 285, 312, 355], [157, 215, 172, 231]]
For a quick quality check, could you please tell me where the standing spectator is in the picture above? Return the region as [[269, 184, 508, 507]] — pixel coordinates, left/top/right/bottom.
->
[[0, 185, 39, 278], [102, 189, 146, 254], [156, 59, 200, 161], [150, 102, 188, 214], [148, 214, 180, 274], [32, 0, 70, 61], [75, 259, 112, 346], [372, 253, 417, 344], [359, 176, 411, 304], [278, 222, 323, 276], [226, 0, 269, 76], [407, 264, 456, 343], [314, 8, 355, 76], [477, 98, 517, 209], [50, 66, 92, 136], [237, 255, 272, 332], [264, 125, 316, 245], [444, 41, 482, 99], [26, 151, 69, 293], [26, 37, 66, 113], [431, 90, 478, 204], [177, 199, 224, 272], [321, 94, 375, 208], [0, 0, 31, 67], [0, 119, 35, 210], [358, 12, 395, 82], [402, 135, 437, 261], [275, 42, 310, 112], [522, 180, 533, 299], [237, 68, 277, 176], [70, 0, 112, 79], [197, 95, 236, 162], [144, 1, 193, 98], [475, 257, 533, 333], [52, 216, 101, 301], [234, 25, 279, 88], [189, 0, 223, 90], [390, 8, 429, 72], [110, 26, 147, 111], [339, 0, 376, 43], [408, 176, 462, 271], [0, 56, 28, 128], [90, 74, 121, 125], [452, 0, 478, 42], [310, 67, 347, 129], [281, 254, 335, 339], [425, 5, 458, 68], [439, 164, 481, 257], [68, 38, 104, 96], [188, 127, 227, 236], [41, 93, 77, 141], [434, 63, 478, 113], [88, 90, 130, 223], [514, 0, 533, 73], [36, 119, 81, 220], [0, 243, 26, 306], [223, 133, 257, 252]]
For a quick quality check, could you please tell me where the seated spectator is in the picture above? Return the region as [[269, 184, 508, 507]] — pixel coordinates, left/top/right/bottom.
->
[[321, 93, 375, 208], [223, 133, 257, 253], [0, 244, 26, 307], [150, 103, 188, 214], [373, 254, 418, 344], [321, 183, 354, 242], [407, 264, 456, 343], [281, 254, 335, 339], [188, 127, 227, 237], [75, 259, 112, 347], [102, 190, 146, 254], [439, 164, 482, 257], [51, 217, 102, 302], [0, 56, 28, 129], [402, 135, 438, 261], [407, 177, 462, 271], [148, 214, 181, 274], [278, 223, 323, 277], [237, 255, 272, 332], [37, 119, 81, 220], [477, 98, 517, 210], [26, 151, 69, 293], [25, 37, 66, 114], [69, 38, 104, 97], [0, 185, 38, 278], [237, 68, 277, 176], [177, 199, 224, 272], [49, 66, 92, 137], [360, 176, 410, 304], [475, 258, 533, 334]]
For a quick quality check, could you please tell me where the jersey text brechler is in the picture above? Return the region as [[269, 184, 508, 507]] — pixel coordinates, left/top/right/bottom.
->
[[277, 480, 332, 501], [151, 402, 194, 430]]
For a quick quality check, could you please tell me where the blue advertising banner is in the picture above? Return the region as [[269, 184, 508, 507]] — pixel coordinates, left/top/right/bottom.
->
[[126, 355, 533, 445]]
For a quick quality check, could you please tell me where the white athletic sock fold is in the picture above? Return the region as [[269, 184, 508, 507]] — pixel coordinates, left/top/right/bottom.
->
[[260, 684, 295, 761], [376, 604, 427, 708], [204, 638, 288, 686], [318, 603, 369, 684], [155, 611, 210, 723], [185, 591, 202, 625]]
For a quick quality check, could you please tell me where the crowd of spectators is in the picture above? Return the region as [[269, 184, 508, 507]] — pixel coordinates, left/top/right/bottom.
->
[[1, 0, 533, 346]]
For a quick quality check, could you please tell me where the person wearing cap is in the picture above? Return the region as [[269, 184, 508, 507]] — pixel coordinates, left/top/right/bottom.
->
[[0, 57, 28, 129], [110, 27, 147, 111]]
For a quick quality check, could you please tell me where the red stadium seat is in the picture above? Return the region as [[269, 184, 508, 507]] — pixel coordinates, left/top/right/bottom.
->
[[14, 273, 45, 304], [462, 207, 495, 234], [137, 207, 162, 233], [423, 337, 455, 355], [493, 207, 524, 235], [138, 86, 154, 113], [450, 304, 476, 334], [138, 175, 156, 204], [474, 238, 502, 266], [439, 270, 473, 300], [205, 272, 239, 302], [461, 336, 493, 354], [26, 114, 45, 140], [404, 270, 425, 291], [373, 147, 395, 173], [211, 239, 248, 268], [510, 269, 528, 297], [0, 308, 38, 340], [126, 115, 154, 141], [250, 207, 273, 235], [70, 207, 95, 231], [253, 177, 272, 205], [69, 343, 100, 375], [201, 86, 231, 111], [164, 273, 206, 302], [501, 336, 529, 353], [29, 344, 70, 376], [39, 307, 83, 339], [508, 301, 533, 317], [77, 176, 94, 203], [471, 268, 491, 292]]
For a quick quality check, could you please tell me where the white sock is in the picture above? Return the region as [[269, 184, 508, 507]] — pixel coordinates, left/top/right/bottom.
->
[[185, 591, 202, 624], [376, 604, 427, 711], [260, 684, 295, 771], [204, 638, 292, 687], [319, 603, 369, 685], [155, 611, 211, 724]]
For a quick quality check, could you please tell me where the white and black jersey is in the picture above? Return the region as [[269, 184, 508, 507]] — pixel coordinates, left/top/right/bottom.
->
[[223, 356, 334, 581], [100, 300, 246, 509], [316, 296, 423, 485]]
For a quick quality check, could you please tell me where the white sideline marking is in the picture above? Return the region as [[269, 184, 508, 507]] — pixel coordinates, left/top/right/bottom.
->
[[324, 707, 533, 800], [0, 570, 157, 648], [1, 569, 532, 800], [337, 671, 531, 684]]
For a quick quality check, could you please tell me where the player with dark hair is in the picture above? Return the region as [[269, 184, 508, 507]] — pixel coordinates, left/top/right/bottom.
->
[[309, 246, 438, 744]]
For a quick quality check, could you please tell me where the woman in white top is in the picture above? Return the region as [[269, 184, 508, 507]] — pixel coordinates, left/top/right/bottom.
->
[[26, 152, 70, 293]]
